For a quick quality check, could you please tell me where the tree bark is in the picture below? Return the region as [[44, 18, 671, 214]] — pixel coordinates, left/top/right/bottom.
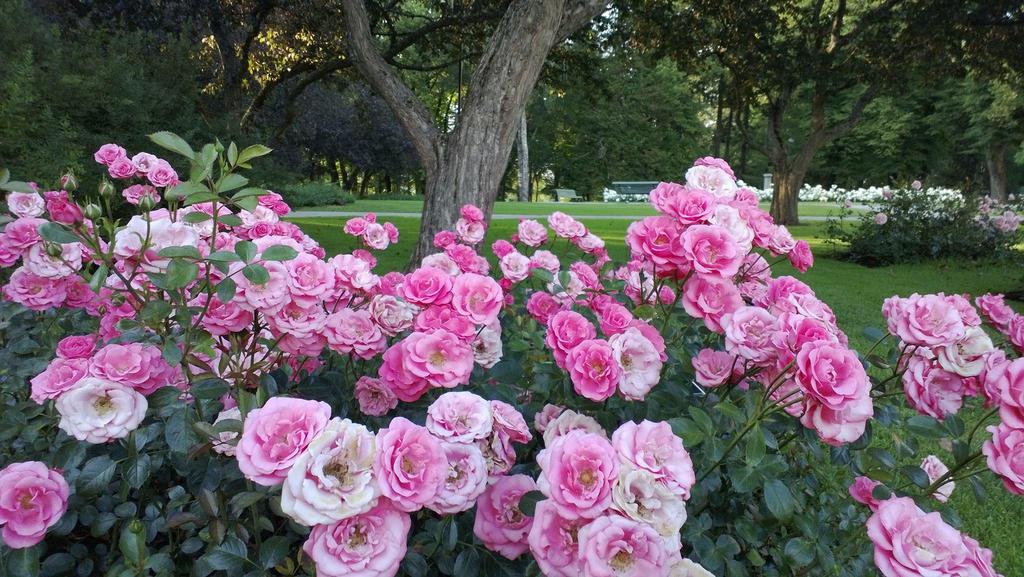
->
[[986, 141, 1009, 202], [517, 113, 531, 202], [341, 0, 607, 265]]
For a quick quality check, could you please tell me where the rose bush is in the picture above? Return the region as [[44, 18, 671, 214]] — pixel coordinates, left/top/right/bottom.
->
[[0, 137, 1018, 576]]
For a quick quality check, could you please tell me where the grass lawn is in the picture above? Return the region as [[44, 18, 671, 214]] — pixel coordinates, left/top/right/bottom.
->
[[291, 214, 1024, 573], [297, 199, 857, 218]]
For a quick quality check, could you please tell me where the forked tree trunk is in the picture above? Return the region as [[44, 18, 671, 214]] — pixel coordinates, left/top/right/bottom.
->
[[987, 141, 1009, 202], [517, 114, 531, 202]]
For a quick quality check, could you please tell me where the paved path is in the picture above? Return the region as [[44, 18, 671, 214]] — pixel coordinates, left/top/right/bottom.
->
[[288, 210, 835, 222]]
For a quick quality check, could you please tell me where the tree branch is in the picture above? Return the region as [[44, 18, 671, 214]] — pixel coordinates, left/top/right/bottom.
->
[[822, 83, 878, 142], [556, 0, 609, 42]]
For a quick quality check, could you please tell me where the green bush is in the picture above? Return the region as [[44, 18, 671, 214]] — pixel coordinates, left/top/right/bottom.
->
[[826, 190, 1023, 266], [273, 182, 354, 207]]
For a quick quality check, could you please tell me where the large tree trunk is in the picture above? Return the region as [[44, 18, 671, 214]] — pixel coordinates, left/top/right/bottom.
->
[[986, 141, 1009, 202], [517, 113, 531, 202], [770, 163, 805, 226]]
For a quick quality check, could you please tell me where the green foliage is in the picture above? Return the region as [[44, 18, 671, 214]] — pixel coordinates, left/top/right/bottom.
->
[[273, 182, 355, 207]]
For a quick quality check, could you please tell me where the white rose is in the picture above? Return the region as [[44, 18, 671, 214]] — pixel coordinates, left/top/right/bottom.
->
[[670, 558, 716, 577], [685, 165, 737, 199], [211, 407, 242, 456], [473, 323, 503, 369], [609, 327, 663, 400], [611, 466, 687, 537], [56, 377, 147, 443], [542, 409, 606, 446], [936, 326, 994, 377]]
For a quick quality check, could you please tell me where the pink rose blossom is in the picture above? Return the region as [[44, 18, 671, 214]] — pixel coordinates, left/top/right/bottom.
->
[[983, 422, 1024, 495], [848, 476, 883, 511], [145, 160, 178, 188], [302, 500, 411, 577], [795, 342, 869, 412], [401, 266, 453, 306], [368, 295, 415, 336], [527, 291, 563, 325], [885, 293, 966, 347], [692, 156, 735, 179], [6, 191, 45, 218], [685, 164, 737, 199], [528, 500, 589, 577], [565, 339, 621, 401], [324, 309, 387, 359], [612, 420, 695, 499], [0, 462, 69, 548], [93, 143, 126, 165], [625, 216, 688, 277], [867, 497, 976, 577], [56, 334, 97, 359], [285, 252, 336, 306], [4, 268, 67, 311], [426, 391, 494, 442], [596, 302, 633, 336], [433, 230, 457, 248], [354, 376, 398, 417], [545, 311, 597, 368], [534, 404, 565, 434], [451, 272, 503, 324], [921, 455, 954, 502], [788, 239, 813, 272], [473, 474, 537, 559], [680, 224, 743, 278], [491, 238, 515, 258], [56, 377, 147, 443], [455, 218, 486, 244], [236, 397, 331, 486], [682, 273, 743, 333], [548, 211, 586, 239], [30, 357, 88, 403], [902, 353, 967, 419], [428, 442, 488, 514], [988, 357, 1024, 428], [373, 417, 448, 511], [608, 328, 662, 400], [723, 306, 779, 365], [500, 251, 531, 282], [130, 152, 159, 173], [578, 514, 669, 577], [976, 293, 1015, 331], [461, 204, 484, 222], [89, 342, 177, 395], [107, 156, 138, 179], [518, 219, 549, 247], [530, 249, 561, 274], [538, 430, 618, 519], [692, 348, 735, 388]]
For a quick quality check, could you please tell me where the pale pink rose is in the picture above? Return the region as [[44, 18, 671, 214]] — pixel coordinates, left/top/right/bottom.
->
[[911, 180, 922, 190], [428, 442, 488, 514], [800, 396, 873, 446], [788, 239, 813, 272], [302, 500, 410, 577], [983, 422, 1024, 495], [612, 420, 694, 499], [24, 242, 82, 279], [490, 400, 532, 444], [401, 329, 473, 390], [867, 497, 975, 577], [541, 410, 606, 446], [578, 514, 669, 577], [211, 407, 241, 456], [548, 211, 586, 239], [281, 418, 379, 526], [6, 191, 45, 218], [685, 164, 736, 199], [530, 249, 561, 274], [518, 219, 549, 247], [527, 291, 563, 325], [545, 310, 597, 368], [611, 467, 686, 537], [943, 293, 981, 327], [565, 339, 621, 401], [709, 204, 754, 253], [413, 305, 476, 340], [236, 397, 331, 486], [56, 334, 97, 359], [989, 357, 1024, 428], [680, 224, 742, 277], [596, 302, 633, 336], [902, 353, 967, 419], [608, 328, 662, 400], [528, 500, 589, 577], [146, 160, 178, 188], [373, 417, 448, 511], [401, 266, 453, 306], [1008, 315, 1024, 353], [538, 430, 618, 519], [354, 376, 398, 417], [324, 309, 387, 360], [122, 184, 159, 206], [285, 252, 336, 306], [361, 222, 390, 250], [795, 342, 869, 411], [534, 404, 565, 434], [0, 462, 69, 548], [198, 295, 253, 336], [3, 267, 67, 311], [89, 342, 175, 395], [30, 357, 88, 403], [130, 152, 159, 173], [921, 455, 954, 503], [936, 326, 994, 377], [426, 391, 494, 443], [630, 319, 667, 362], [344, 217, 369, 236], [500, 251, 531, 282], [874, 212, 888, 225], [107, 156, 138, 179], [473, 474, 537, 559], [2, 216, 45, 253], [93, 143, 126, 165], [669, 558, 716, 577], [692, 348, 735, 388], [233, 260, 289, 313], [848, 476, 883, 511], [330, 254, 380, 294], [976, 293, 1015, 331], [723, 306, 779, 364], [692, 156, 735, 179], [682, 273, 743, 333], [456, 218, 486, 244], [367, 295, 415, 336], [56, 377, 147, 443], [451, 272, 503, 324], [885, 293, 966, 347]]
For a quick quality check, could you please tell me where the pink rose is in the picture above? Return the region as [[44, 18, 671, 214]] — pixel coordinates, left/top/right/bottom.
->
[[354, 376, 398, 417], [545, 311, 597, 368], [629, 319, 667, 362], [655, 184, 716, 225], [368, 295, 415, 336], [3, 267, 67, 311], [596, 303, 633, 336], [527, 292, 563, 325], [6, 192, 45, 218], [902, 353, 967, 419], [976, 293, 1015, 331], [324, 309, 387, 360], [1008, 315, 1024, 353], [56, 377, 147, 443], [680, 224, 743, 277], [499, 251, 531, 282], [426, 391, 494, 442], [373, 417, 448, 511], [983, 422, 1024, 495], [56, 334, 97, 359], [874, 212, 888, 225], [548, 211, 586, 239], [93, 143, 126, 165], [0, 462, 69, 548], [518, 219, 549, 247], [302, 500, 411, 577], [433, 230, 457, 248], [625, 216, 688, 277], [397, 329, 473, 392], [886, 294, 966, 347], [723, 306, 779, 365], [801, 398, 873, 446], [198, 295, 254, 335], [401, 266, 453, 306], [473, 474, 536, 559], [90, 342, 177, 396], [538, 430, 618, 519], [848, 476, 883, 511], [130, 152, 159, 173], [107, 156, 138, 179], [455, 218, 486, 244], [146, 160, 178, 188], [534, 404, 565, 434], [867, 497, 977, 577], [795, 342, 869, 411], [428, 442, 488, 514], [529, 249, 561, 274], [692, 348, 735, 388], [237, 397, 331, 486], [528, 500, 589, 577], [693, 156, 735, 178], [578, 515, 669, 577], [685, 164, 737, 199], [612, 420, 694, 499], [565, 339, 621, 402], [491, 238, 515, 258], [2, 216, 45, 253], [451, 273, 503, 324], [285, 252, 336, 306], [788, 239, 813, 272], [682, 273, 743, 333], [490, 400, 532, 444], [608, 328, 662, 400], [30, 357, 88, 403], [461, 204, 484, 222], [921, 455, 954, 502], [990, 358, 1024, 427]]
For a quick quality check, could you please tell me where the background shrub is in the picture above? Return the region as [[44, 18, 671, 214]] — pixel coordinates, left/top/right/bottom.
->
[[272, 182, 354, 207]]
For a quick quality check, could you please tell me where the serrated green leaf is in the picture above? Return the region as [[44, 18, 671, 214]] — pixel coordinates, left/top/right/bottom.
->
[[784, 537, 815, 567], [216, 173, 248, 193], [149, 131, 195, 159], [78, 455, 116, 496], [0, 180, 36, 193], [260, 244, 298, 261], [231, 187, 266, 200], [158, 246, 202, 259], [163, 259, 198, 290], [38, 222, 79, 244], [234, 241, 256, 263], [216, 278, 237, 303], [236, 144, 273, 165], [763, 479, 796, 520], [164, 181, 207, 202], [242, 263, 269, 285]]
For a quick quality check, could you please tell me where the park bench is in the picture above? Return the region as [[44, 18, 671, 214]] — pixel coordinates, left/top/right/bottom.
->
[[608, 181, 659, 202], [554, 188, 581, 202]]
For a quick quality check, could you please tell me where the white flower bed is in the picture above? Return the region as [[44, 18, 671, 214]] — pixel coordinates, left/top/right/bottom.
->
[[740, 182, 964, 203]]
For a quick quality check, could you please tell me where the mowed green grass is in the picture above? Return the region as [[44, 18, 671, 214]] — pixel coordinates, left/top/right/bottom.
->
[[291, 215, 1024, 573], [300, 199, 857, 218]]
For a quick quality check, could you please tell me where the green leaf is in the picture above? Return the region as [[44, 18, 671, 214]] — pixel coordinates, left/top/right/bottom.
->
[[164, 181, 207, 202], [517, 490, 544, 516], [231, 187, 266, 200], [163, 259, 198, 290], [191, 379, 228, 400], [0, 168, 9, 184], [216, 173, 248, 193], [88, 264, 109, 293], [207, 250, 241, 263], [242, 263, 269, 285], [453, 548, 480, 577], [158, 245, 201, 260], [688, 406, 714, 434], [234, 241, 256, 263], [969, 475, 987, 503], [149, 131, 195, 159], [763, 479, 796, 520], [906, 415, 945, 438], [260, 244, 298, 261], [531, 268, 555, 283], [219, 214, 243, 227], [78, 455, 116, 496], [783, 537, 815, 568], [183, 211, 212, 224], [862, 326, 886, 342], [236, 144, 273, 165], [745, 425, 766, 466], [182, 191, 222, 207], [234, 195, 259, 212], [37, 222, 79, 244], [141, 300, 172, 323], [6, 545, 40, 577], [227, 142, 238, 166], [216, 278, 237, 303], [118, 519, 148, 566], [401, 552, 428, 577], [0, 180, 36, 193], [258, 536, 290, 569], [162, 339, 183, 365], [871, 484, 892, 501], [202, 536, 254, 571], [443, 520, 458, 551], [229, 492, 264, 517], [901, 465, 930, 488]]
